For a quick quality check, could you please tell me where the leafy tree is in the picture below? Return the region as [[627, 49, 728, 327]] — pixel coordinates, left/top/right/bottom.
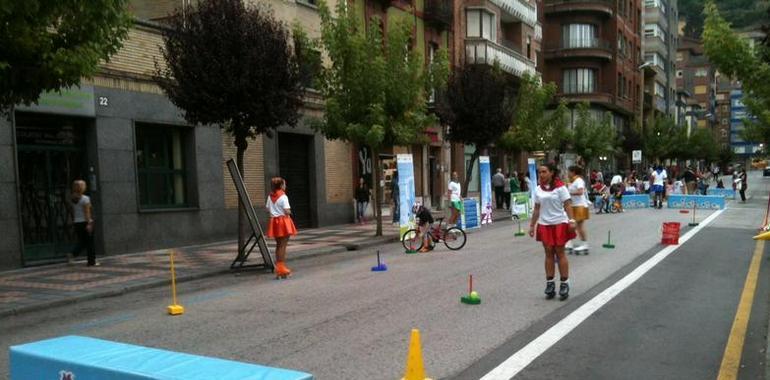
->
[[703, 0, 770, 145], [679, 0, 768, 38], [570, 102, 617, 169], [642, 116, 677, 163], [498, 74, 569, 158], [155, 0, 303, 249], [314, 0, 448, 236], [437, 64, 514, 196], [0, 0, 132, 111], [688, 128, 720, 162], [718, 146, 736, 169]]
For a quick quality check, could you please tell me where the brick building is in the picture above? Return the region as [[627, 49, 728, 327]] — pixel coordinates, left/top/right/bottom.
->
[[675, 36, 716, 135], [542, 0, 643, 171]]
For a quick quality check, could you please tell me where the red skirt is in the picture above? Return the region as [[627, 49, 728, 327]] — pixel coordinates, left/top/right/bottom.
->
[[267, 216, 297, 238], [536, 223, 576, 247]]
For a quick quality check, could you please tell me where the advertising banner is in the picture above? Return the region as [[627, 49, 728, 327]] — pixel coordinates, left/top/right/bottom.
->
[[510, 192, 531, 220], [397, 154, 416, 238], [479, 156, 493, 225], [462, 197, 480, 230], [528, 158, 538, 207]]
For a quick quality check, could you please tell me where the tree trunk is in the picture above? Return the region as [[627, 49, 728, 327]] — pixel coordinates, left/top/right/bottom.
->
[[234, 134, 249, 256], [371, 146, 383, 237], [462, 147, 480, 197]]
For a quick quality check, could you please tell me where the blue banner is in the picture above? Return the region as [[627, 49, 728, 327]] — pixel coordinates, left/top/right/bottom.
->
[[479, 156, 493, 225], [397, 154, 416, 238], [462, 198, 480, 230], [707, 188, 737, 199], [528, 158, 537, 207], [621, 194, 652, 209], [667, 195, 726, 210]]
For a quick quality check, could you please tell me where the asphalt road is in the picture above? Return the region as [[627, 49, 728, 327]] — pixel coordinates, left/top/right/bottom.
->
[[1, 173, 768, 380]]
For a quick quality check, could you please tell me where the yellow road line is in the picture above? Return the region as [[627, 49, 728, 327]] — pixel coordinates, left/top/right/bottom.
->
[[717, 239, 765, 380]]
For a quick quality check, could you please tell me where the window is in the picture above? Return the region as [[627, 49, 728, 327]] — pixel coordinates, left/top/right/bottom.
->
[[526, 36, 532, 59], [695, 68, 708, 77], [466, 9, 496, 41], [644, 52, 665, 70], [135, 125, 189, 209], [644, 24, 666, 42], [562, 24, 597, 48], [645, 0, 667, 14], [676, 70, 683, 77], [694, 85, 707, 94], [563, 68, 596, 94], [654, 81, 666, 97], [676, 52, 684, 61], [721, 118, 728, 126], [618, 73, 623, 96], [428, 42, 437, 103]]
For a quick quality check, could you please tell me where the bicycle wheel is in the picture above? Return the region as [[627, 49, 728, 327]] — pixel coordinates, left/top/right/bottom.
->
[[443, 227, 467, 250], [402, 229, 423, 251]]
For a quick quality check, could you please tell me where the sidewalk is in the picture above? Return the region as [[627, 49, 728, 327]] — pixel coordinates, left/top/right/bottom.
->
[[0, 209, 512, 317]]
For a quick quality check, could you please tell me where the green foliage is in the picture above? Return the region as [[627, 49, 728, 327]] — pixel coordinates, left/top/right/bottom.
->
[[703, 0, 770, 145], [498, 74, 568, 154], [679, 0, 768, 38], [642, 116, 677, 162], [570, 102, 617, 167], [314, 0, 448, 150], [292, 23, 323, 89], [0, 0, 132, 110]]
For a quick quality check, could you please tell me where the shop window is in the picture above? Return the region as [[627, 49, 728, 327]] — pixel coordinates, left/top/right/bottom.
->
[[135, 124, 190, 209]]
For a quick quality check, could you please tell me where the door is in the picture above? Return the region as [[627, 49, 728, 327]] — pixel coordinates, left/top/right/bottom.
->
[[278, 133, 312, 228], [16, 114, 87, 263]]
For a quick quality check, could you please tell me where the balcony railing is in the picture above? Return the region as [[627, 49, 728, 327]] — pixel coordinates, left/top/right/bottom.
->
[[547, 38, 613, 50], [465, 37, 537, 78], [424, 0, 453, 30], [544, 0, 615, 15], [489, 0, 538, 27]]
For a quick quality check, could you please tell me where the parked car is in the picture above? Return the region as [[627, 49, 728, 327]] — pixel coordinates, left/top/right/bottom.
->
[[764, 166, 770, 177]]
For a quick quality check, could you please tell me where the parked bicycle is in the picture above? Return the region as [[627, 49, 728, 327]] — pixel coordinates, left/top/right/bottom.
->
[[401, 217, 467, 251]]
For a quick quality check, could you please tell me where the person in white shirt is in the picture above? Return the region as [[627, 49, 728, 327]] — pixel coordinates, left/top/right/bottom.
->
[[529, 163, 576, 300], [567, 166, 589, 253], [650, 165, 668, 209], [68, 180, 98, 266], [447, 172, 462, 226], [266, 177, 297, 278], [610, 172, 623, 186]]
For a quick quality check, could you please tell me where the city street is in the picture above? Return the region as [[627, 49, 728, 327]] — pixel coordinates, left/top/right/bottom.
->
[[2, 173, 769, 379]]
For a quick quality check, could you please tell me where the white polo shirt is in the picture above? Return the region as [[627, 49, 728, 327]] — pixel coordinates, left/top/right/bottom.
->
[[534, 185, 571, 225]]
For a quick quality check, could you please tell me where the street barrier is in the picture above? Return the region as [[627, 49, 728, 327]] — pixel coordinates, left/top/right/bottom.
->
[[667, 195, 726, 210], [707, 188, 737, 199], [621, 194, 651, 209], [10, 336, 313, 380]]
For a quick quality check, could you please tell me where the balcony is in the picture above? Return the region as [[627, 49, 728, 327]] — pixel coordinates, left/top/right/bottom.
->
[[644, 5, 669, 30], [490, 0, 538, 27], [424, 0, 453, 30], [544, 38, 613, 60], [544, 0, 614, 16], [465, 37, 537, 78], [558, 92, 636, 115], [644, 36, 668, 56]]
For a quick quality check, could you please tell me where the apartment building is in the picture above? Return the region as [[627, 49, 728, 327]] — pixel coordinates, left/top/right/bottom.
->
[[542, 0, 643, 170], [675, 36, 716, 134], [642, 0, 678, 119]]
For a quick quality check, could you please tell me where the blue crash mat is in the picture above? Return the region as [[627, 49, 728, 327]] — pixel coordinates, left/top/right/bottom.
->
[[10, 335, 313, 380]]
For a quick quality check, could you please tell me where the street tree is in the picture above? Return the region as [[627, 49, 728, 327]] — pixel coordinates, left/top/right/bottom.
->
[[0, 0, 131, 111], [498, 74, 569, 159], [642, 116, 677, 163], [314, 0, 448, 236], [155, 0, 303, 249], [437, 64, 513, 196], [571, 102, 617, 170], [703, 0, 770, 145]]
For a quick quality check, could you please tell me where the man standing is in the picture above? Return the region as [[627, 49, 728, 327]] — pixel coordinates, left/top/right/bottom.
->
[[683, 166, 697, 195], [447, 171, 462, 226], [738, 166, 748, 202], [492, 168, 506, 209]]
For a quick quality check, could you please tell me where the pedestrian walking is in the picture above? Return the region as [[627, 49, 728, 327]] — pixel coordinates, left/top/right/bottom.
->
[[738, 166, 748, 202], [391, 171, 400, 225], [266, 177, 297, 278], [567, 166, 590, 253], [67, 180, 98, 266], [683, 166, 697, 195], [529, 163, 576, 300], [510, 171, 521, 193], [518, 172, 529, 193], [355, 177, 371, 224], [503, 172, 512, 210], [493, 168, 505, 209], [447, 171, 462, 227], [651, 165, 667, 209]]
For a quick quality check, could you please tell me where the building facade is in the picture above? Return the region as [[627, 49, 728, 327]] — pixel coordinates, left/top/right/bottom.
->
[[642, 0, 678, 119], [675, 36, 716, 135], [542, 0, 643, 170]]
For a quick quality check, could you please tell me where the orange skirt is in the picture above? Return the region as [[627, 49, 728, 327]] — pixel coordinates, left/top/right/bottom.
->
[[267, 216, 297, 238]]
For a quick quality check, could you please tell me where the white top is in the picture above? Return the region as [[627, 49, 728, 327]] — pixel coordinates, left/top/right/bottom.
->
[[266, 194, 291, 217], [673, 180, 684, 194], [534, 185, 571, 225], [568, 177, 588, 207], [611, 175, 623, 185], [448, 181, 462, 202], [72, 195, 91, 223], [652, 169, 668, 186]]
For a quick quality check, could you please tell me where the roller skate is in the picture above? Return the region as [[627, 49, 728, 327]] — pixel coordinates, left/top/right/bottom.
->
[[574, 242, 589, 255], [559, 282, 570, 301], [275, 261, 292, 279], [545, 281, 556, 299], [565, 240, 574, 255]]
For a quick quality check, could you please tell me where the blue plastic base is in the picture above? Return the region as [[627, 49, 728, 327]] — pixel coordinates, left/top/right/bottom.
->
[[371, 264, 388, 272]]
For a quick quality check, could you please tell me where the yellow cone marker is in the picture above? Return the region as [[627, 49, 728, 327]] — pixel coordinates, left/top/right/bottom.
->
[[402, 329, 432, 380], [753, 230, 770, 241], [167, 250, 185, 316]]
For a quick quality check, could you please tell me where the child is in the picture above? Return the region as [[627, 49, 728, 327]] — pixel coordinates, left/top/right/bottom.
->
[[592, 181, 610, 214], [611, 183, 624, 213], [266, 177, 297, 278], [413, 202, 434, 253], [673, 177, 684, 195]]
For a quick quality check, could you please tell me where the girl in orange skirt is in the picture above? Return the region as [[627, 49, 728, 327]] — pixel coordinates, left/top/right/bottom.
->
[[529, 163, 576, 300], [266, 177, 297, 278]]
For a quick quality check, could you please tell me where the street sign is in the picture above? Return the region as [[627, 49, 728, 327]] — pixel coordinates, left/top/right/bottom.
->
[[632, 150, 642, 164]]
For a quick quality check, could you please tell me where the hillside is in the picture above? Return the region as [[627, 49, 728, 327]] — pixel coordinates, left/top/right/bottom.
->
[[679, 0, 769, 37]]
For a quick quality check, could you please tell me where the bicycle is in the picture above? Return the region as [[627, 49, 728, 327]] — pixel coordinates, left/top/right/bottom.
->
[[401, 217, 467, 251]]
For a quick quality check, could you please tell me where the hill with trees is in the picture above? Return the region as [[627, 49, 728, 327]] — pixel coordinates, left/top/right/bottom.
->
[[679, 0, 768, 38]]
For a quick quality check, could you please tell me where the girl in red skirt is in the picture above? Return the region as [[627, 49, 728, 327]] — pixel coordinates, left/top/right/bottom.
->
[[266, 177, 297, 278], [528, 163, 576, 300]]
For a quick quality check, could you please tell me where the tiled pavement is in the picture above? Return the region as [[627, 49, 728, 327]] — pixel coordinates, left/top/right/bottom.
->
[[0, 209, 512, 317]]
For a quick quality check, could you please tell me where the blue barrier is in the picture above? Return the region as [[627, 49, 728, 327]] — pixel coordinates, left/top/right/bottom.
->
[[10, 336, 313, 380], [621, 194, 651, 209], [707, 188, 737, 199], [667, 195, 726, 210]]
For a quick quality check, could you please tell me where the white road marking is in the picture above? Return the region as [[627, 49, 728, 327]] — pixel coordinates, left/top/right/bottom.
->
[[480, 209, 725, 380]]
